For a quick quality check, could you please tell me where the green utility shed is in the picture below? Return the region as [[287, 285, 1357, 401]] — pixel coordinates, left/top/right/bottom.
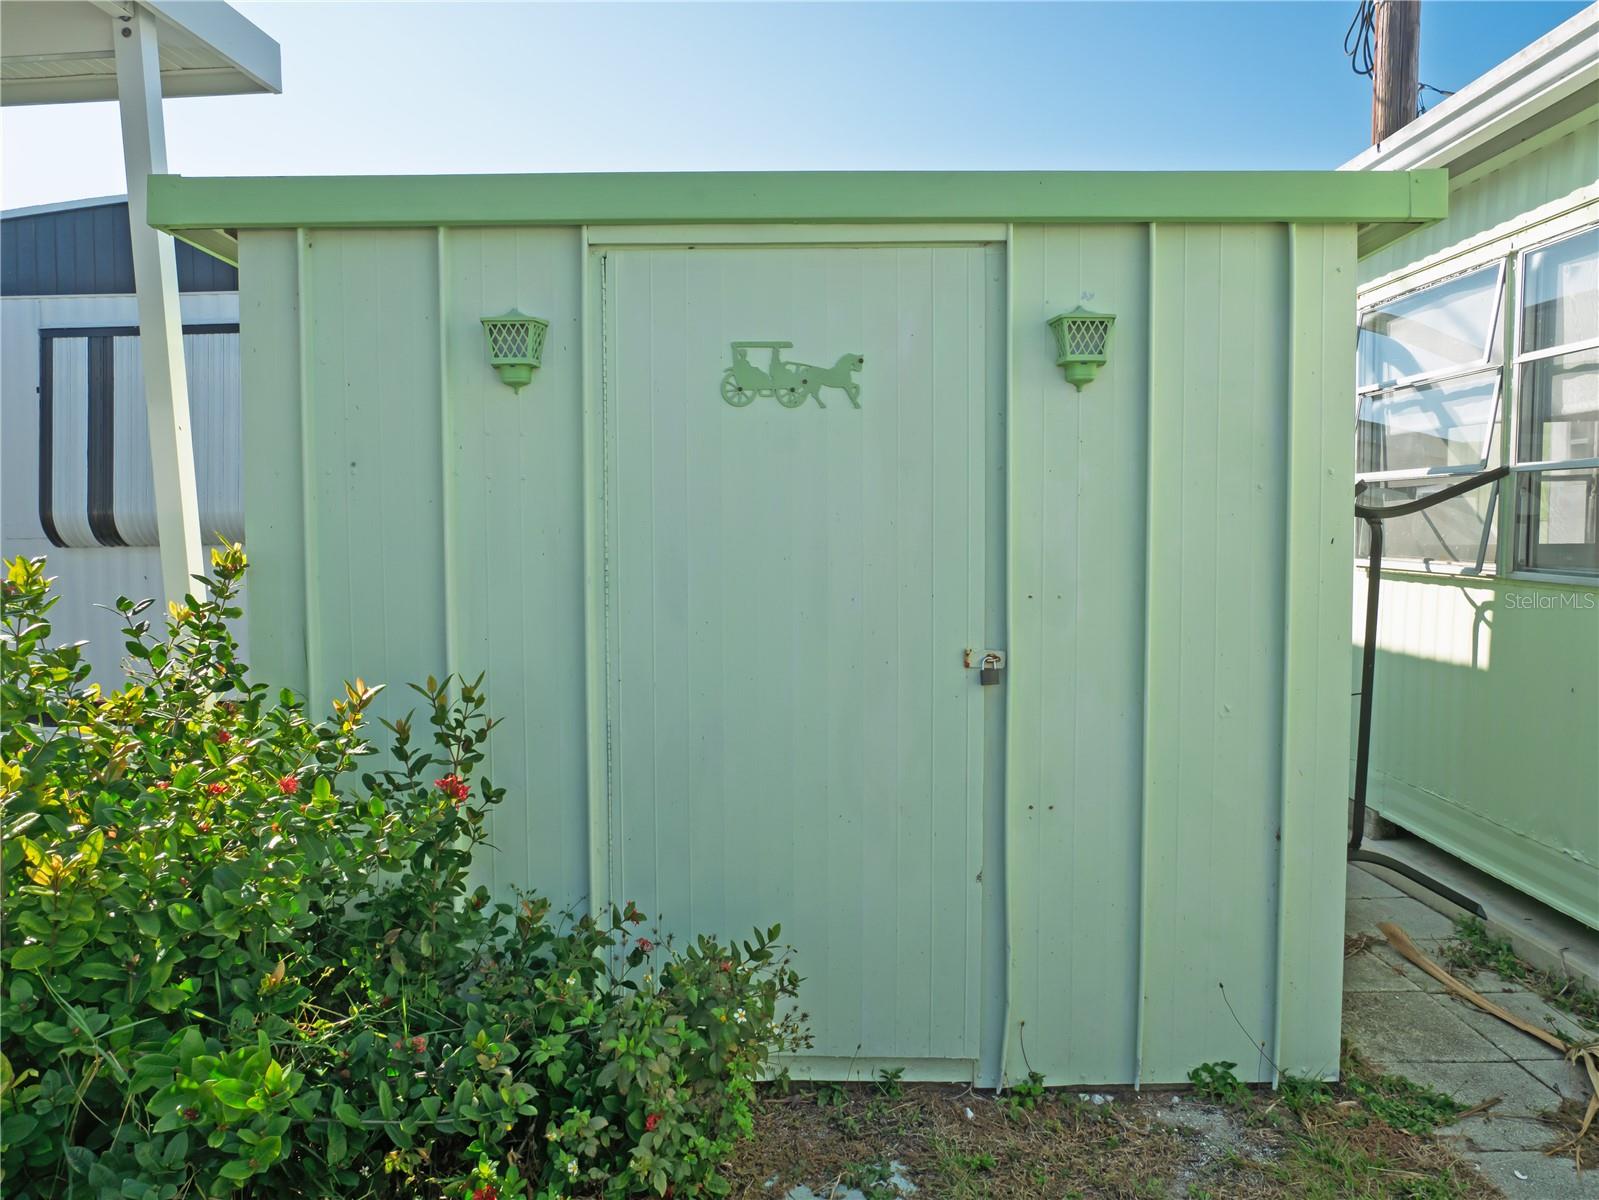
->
[[150, 171, 1445, 1088]]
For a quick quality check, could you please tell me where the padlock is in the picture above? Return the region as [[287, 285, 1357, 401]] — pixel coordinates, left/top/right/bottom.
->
[[980, 654, 1003, 686]]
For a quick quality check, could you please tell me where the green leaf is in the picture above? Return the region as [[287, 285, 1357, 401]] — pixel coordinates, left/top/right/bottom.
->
[[166, 902, 202, 932], [9, 944, 51, 971], [334, 1102, 363, 1128], [377, 1080, 395, 1121], [327, 1121, 347, 1165]]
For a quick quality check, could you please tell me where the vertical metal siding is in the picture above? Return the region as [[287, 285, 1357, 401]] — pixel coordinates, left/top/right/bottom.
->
[[440, 228, 590, 908], [1139, 225, 1293, 1085], [601, 245, 999, 1068], [1006, 224, 1150, 1085], [1, 201, 238, 297], [235, 220, 1358, 1084], [2, 292, 244, 685], [297, 229, 448, 717]]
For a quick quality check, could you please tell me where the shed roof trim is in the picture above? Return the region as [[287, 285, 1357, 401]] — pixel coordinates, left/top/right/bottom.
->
[[148, 171, 1447, 241]]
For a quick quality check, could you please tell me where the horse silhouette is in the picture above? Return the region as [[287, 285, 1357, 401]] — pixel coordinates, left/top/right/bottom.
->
[[791, 353, 865, 409]]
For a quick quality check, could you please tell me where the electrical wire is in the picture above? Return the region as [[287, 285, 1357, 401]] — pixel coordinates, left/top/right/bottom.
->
[[1345, 0, 1377, 77], [1345, 2, 1457, 113]]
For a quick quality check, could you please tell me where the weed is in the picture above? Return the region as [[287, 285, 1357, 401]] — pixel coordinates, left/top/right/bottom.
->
[[838, 1159, 898, 1200], [1442, 916, 1599, 1031], [875, 1066, 906, 1099], [1186, 1060, 1250, 1106], [1342, 1049, 1462, 1135], [1002, 1069, 1048, 1114], [815, 1081, 849, 1109]]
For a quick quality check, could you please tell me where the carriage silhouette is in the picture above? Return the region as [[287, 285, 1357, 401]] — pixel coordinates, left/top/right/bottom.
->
[[720, 341, 864, 409]]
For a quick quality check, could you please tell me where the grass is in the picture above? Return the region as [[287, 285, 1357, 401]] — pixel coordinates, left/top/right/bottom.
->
[[721, 1047, 1497, 1199], [1440, 915, 1599, 1032]]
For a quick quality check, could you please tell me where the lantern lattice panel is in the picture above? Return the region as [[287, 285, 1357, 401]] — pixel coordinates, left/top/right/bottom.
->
[[1057, 316, 1111, 360], [484, 317, 547, 364]]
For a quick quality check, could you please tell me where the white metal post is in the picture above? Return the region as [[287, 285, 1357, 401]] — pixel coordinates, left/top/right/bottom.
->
[[112, 5, 205, 601]]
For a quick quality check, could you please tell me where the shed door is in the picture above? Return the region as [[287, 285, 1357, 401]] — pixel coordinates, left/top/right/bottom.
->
[[600, 243, 1002, 1065]]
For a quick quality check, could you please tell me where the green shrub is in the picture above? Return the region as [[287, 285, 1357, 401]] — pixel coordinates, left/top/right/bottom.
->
[[1, 551, 808, 1199]]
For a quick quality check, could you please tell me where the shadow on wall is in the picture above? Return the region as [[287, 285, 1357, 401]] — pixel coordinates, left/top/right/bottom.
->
[[1349, 569, 1599, 926]]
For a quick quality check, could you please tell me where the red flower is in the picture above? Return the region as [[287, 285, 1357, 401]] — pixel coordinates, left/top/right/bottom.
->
[[637, 938, 654, 954], [182, 1107, 199, 1122], [277, 774, 300, 795], [410, 1036, 426, 1054], [719, 960, 732, 973], [434, 774, 470, 803], [216, 730, 232, 745], [155, 781, 170, 791], [645, 1113, 660, 1132], [206, 782, 226, 795], [473, 1188, 498, 1200]]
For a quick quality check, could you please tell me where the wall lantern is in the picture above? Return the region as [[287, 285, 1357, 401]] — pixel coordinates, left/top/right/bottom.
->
[[1046, 306, 1116, 391], [480, 310, 549, 393]]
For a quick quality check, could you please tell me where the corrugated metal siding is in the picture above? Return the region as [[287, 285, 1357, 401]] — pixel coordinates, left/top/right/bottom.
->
[[1360, 124, 1599, 282], [2, 291, 245, 684], [237, 220, 1357, 1085], [1353, 116, 1599, 929], [1, 201, 237, 296]]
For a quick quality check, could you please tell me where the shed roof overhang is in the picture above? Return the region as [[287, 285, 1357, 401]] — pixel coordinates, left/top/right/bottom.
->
[[0, 0, 281, 105], [147, 170, 1448, 265]]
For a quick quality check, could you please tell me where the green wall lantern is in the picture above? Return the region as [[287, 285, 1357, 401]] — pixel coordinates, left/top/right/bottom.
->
[[1047, 306, 1116, 391], [480, 310, 549, 393]]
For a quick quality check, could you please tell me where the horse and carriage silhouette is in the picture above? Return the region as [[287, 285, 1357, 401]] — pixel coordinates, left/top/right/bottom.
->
[[720, 342, 864, 409]]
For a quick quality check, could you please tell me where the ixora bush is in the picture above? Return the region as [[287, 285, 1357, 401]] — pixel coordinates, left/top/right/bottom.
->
[[1, 549, 807, 1200]]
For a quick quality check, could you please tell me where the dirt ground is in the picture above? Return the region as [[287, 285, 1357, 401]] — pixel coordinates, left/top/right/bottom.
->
[[721, 1077, 1507, 1200]]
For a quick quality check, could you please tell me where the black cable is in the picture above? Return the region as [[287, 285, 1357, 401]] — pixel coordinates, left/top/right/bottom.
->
[[1345, 0, 1377, 77]]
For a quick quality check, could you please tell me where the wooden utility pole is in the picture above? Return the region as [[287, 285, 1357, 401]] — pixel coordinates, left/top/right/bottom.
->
[[1371, 0, 1421, 143]]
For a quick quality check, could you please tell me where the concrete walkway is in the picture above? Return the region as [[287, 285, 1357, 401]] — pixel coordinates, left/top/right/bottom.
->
[[1343, 863, 1597, 1198]]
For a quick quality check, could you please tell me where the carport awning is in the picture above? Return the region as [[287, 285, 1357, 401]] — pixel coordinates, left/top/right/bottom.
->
[[0, 0, 280, 105]]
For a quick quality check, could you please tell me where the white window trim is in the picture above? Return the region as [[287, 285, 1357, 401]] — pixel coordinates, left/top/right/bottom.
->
[[1505, 223, 1599, 577], [1355, 206, 1599, 579]]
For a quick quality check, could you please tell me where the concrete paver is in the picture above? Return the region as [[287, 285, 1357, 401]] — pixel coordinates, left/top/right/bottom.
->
[[1472, 1150, 1598, 1198], [1345, 894, 1462, 942], [1385, 1059, 1560, 1152], [1343, 863, 1595, 1197], [1343, 991, 1511, 1064]]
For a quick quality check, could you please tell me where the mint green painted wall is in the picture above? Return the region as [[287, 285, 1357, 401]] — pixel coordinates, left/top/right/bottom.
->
[[1353, 113, 1599, 931], [239, 218, 1358, 1084], [1355, 575, 1599, 927]]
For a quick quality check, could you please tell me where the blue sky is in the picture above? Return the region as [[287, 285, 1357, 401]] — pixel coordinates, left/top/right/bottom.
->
[[1, 1, 1588, 210]]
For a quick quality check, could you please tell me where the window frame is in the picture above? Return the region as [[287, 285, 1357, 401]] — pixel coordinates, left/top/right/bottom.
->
[[1507, 224, 1599, 578], [1353, 261, 1508, 573], [1353, 202, 1599, 582]]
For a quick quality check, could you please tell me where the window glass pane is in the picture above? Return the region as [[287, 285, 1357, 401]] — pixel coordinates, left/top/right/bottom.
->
[[1356, 370, 1498, 475], [1356, 480, 1497, 569], [1521, 227, 1599, 353], [1358, 265, 1500, 388], [1517, 467, 1598, 575], [1517, 347, 1598, 464]]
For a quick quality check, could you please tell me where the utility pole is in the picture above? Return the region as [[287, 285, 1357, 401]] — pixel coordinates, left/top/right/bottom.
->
[[1371, 0, 1420, 144]]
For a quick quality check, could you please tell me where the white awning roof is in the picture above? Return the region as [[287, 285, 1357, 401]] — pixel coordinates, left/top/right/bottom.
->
[[1, 1, 280, 106]]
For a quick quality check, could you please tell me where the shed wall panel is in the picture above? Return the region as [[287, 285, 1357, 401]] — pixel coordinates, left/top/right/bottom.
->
[[233, 216, 1358, 1084], [439, 227, 589, 909], [1006, 225, 1149, 1085], [299, 229, 448, 723], [1140, 224, 1292, 1085]]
